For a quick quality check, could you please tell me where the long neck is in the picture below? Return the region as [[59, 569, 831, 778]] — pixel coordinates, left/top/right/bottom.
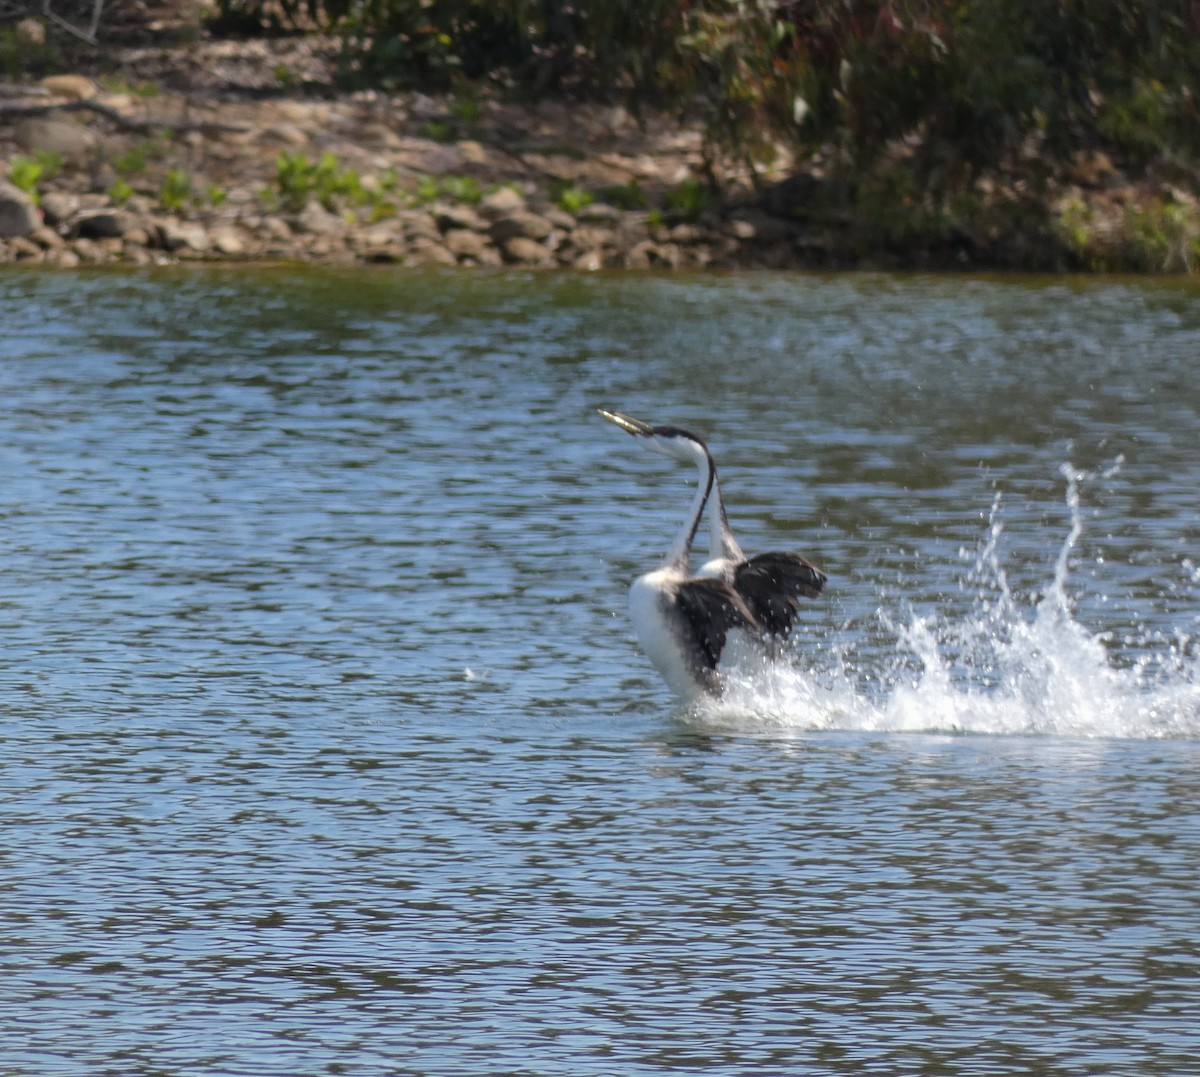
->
[[665, 448, 714, 572], [707, 472, 745, 563]]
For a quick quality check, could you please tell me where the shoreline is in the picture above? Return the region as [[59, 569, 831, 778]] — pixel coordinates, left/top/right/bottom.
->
[[3, 66, 1198, 274]]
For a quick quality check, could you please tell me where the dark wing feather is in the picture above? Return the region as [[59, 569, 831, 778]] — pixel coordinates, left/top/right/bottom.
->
[[733, 551, 827, 638], [674, 577, 761, 675]]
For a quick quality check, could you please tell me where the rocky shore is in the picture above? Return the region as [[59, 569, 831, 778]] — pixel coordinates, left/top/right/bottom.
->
[[2, 17, 1197, 275], [1, 65, 837, 272]]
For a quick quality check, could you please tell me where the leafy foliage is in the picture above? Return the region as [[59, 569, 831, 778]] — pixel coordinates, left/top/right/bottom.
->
[[274, 150, 367, 212], [7, 155, 45, 203], [6, 151, 62, 205], [208, 0, 1200, 212], [159, 169, 192, 212]]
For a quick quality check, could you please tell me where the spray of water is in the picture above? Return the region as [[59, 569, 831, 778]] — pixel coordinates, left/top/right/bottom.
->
[[702, 464, 1200, 739]]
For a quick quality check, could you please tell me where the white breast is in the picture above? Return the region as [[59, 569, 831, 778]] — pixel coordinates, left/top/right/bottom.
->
[[628, 569, 708, 701]]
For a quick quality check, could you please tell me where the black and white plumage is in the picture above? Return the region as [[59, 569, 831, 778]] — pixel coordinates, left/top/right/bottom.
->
[[599, 409, 826, 700], [698, 464, 826, 637]]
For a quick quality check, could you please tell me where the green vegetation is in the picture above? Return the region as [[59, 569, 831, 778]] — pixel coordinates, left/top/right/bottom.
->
[[7, 156, 44, 203], [266, 152, 485, 217], [595, 181, 647, 211], [662, 178, 716, 223], [6, 151, 62, 205], [159, 168, 192, 212], [273, 150, 368, 212], [413, 173, 483, 205], [552, 181, 594, 215], [0, 22, 52, 80], [206, 2, 1200, 216], [107, 179, 135, 206], [3, 1, 1196, 271], [98, 74, 160, 98], [111, 135, 171, 177]]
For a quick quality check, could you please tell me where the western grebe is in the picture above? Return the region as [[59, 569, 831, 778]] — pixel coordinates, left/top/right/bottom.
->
[[599, 408, 826, 699]]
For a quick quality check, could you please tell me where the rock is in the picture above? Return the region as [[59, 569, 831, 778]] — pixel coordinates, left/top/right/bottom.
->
[[575, 203, 624, 224], [478, 186, 526, 220], [40, 75, 97, 101], [15, 18, 45, 47], [263, 123, 309, 147], [96, 92, 138, 119], [29, 226, 64, 249], [457, 140, 490, 165], [211, 229, 246, 256], [8, 236, 42, 260], [405, 142, 466, 174], [572, 250, 603, 272], [357, 122, 403, 149], [71, 237, 105, 262], [14, 119, 99, 166], [47, 247, 81, 268], [124, 195, 158, 217], [476, 245, 504, 268], [158, 221, 211, 252], [725, 210, 796, 244], [570, 226, 616, 252], [396, 209, 440, 241], [625, 241, 656, 270], [303, 235, 339, 258], [500, 236, 550, 265], [488, 211, 554, 243], [224, 186, 259, 208], [669, 223, 704, 244], [122, 225, 153, 248], [366, 247, 404, 264], [259, 216, 293, 241], [443, 228, 491, 260], [432, 202, 485, 233], [353, 222, 400, 250], [39, 192, 80, 226], [409, 239, 457, 267], [544, 207, 578, 231], [295, 201, 344, 235], [72, 210, 134, 239], [655, 242, 683, 269], [0, 183, 40, 239], [122, 245, 155, 266]]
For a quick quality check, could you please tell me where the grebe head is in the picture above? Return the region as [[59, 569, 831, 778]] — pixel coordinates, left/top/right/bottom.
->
[[597, 408, 710, 465]]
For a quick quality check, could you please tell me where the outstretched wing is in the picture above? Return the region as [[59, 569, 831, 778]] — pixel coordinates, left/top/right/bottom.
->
[[733, 551, 827, 638], [675, 577, 761, 676]]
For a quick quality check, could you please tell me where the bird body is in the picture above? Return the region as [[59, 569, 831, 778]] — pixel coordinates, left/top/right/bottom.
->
[[628, 568, 750, 699], [599, 408, 825, 699]]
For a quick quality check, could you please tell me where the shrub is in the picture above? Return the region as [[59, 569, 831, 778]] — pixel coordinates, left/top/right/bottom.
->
[[159, 169, 192, 212], [8, 157, 39, 202], [208, 0, 1200, 217], [274, 151, 367, 212]]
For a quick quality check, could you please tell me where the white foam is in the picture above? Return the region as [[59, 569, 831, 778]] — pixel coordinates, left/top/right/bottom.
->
[[695, 465, 1200, 740]]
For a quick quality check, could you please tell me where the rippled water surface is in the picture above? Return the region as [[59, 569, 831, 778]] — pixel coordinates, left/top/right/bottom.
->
[[2, 268, 1199, 1075]]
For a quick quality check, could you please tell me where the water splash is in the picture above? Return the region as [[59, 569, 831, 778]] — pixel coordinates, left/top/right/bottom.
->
[[702, 464, 1200, 739]]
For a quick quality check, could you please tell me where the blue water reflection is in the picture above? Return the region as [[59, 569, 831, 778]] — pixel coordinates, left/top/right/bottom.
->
[[1, 268, 1198, 1075]]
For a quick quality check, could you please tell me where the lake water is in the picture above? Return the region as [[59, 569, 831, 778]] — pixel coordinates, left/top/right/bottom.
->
[[1, 268, 1198, 1075]]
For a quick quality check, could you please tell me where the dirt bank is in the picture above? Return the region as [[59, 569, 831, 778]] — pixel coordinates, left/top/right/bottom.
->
[[2, 13, 1197, 273]]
